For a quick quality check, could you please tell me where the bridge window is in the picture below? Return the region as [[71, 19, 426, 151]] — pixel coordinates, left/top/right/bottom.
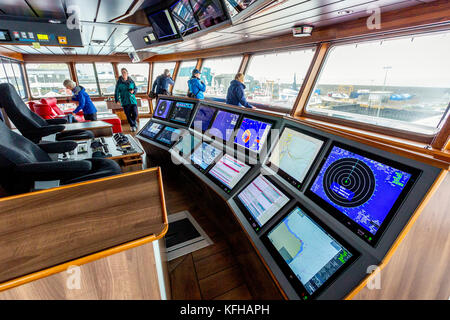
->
[[117, 63, 150, 94], [152, 62, 176, 85], [25, 63, 72, 98], [1, 58, 26, 98], [76, 63, 99, 95], [201, 55, 243, 99], [173, 60, 197, 96], [305, 32, 450, 135], [95, 63, 116, 95], [245, 48, 316, 112]]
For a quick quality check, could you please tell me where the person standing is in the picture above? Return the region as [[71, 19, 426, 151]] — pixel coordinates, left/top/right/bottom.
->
[[151, 69, 174, 96], [187, 69, 206, 99], [63, 79, 98, 120], [226, 72, 254, 109], [115, 68, 139, 132]]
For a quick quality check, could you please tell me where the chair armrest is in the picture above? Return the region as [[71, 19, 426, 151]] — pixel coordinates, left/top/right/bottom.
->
[[46, 118, 68, 125], [38, 141, 78, 154], [24, 125, 66, 138], [15, 161, 92, 181]]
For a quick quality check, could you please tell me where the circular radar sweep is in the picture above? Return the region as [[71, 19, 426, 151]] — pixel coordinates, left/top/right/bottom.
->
[[156, 101, 168, 116], [323, 157, 375, 207]]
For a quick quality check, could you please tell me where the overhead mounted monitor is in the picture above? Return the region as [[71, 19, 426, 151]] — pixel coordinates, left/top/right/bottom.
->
[[306, 143, 420, 245], [267, 127, 325, 190], [171, 0, 201, 36], [169, 101, 196, 125], [234, 117, 272, 153], [191, 104, 217, 133], [236, 174, 290, 232], [156, 126, 182, 146], [225, 0, 258, 13], [140, 121, 165, 140], [154, 99, 175, 120], [208, 154, 251, 193], [0, 30, 11, 42], [208, 109, 240, 142], [147, 9, 181, 41], [190, 142, 222, 172], [189, 0, 229, 29], [262, 205, 359, 300]]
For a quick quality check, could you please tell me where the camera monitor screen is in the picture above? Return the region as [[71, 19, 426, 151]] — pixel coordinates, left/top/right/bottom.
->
[[306, 143, 419, 245], [140, 121, 165, 140], [147, 9, 179, 40], [154, 99, 175, 120], [234, 117, 272, 153], [225, 0, 258, 12], [170, 101, 195, 124], [173, 133, 202, 156], [190, 0, 229, 29], [191, 104, 216, 132], [208, 110, 240, 142], [267, 127, 325, 189], [236, 175, 290, 232], [263, 205, 358, 300], [156, 126, 182, 146], [208, 154, 251, 193], [171, 0, 200, 36], [190, 142, 222, 172]]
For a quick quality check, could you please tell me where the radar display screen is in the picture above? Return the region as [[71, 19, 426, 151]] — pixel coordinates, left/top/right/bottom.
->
[[267, 127, 325, 189], [156, 126, 182, 146], [236, 175, 290, 232], [154, 99, 175, 120], [263, 205, 359, 300], [191, 104, 216, 132], [306, 143, 419, 245], [190, 142, 222, 172], [169, 101, 195, 124], [140, 121, 165, 140], [234, 117, 272, 153], [208, 110, 240, 142], [208, 154, 251, 193]]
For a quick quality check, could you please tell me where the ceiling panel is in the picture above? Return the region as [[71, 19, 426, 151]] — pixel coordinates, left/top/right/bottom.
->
[[65, 0, 99, 22], [96, 0, 134, 22], [27, 0, 66, 19]]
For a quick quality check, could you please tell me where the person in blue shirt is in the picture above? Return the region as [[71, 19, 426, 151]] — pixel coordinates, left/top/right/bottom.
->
[[151, 69, 174, 95], [226, 73, 254, 109], [63, 79, 98, 121], [187, 69, 206, 99]]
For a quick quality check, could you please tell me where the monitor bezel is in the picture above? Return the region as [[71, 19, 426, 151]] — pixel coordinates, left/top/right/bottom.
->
[[232, 115, 275, 156], [190, 141, 223, 174], [139, 120, 166, 141], [261, 202, 360, 300], [155, 125, 183, 147], [190, 103, 218, 133], [234, 174, 292, 233], [153, 98, 177, 120], [205, 108, 242, 144], [266, 125, 327, 191], [305, 141, 421, 246], [146, 8, 182, 42], [168, 100, 197, 126]]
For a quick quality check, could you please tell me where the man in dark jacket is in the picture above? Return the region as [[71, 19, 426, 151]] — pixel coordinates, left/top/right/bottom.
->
[[63, 79, 98, 121], [226, 73, 254, 109], [151, 69, 174, 95]]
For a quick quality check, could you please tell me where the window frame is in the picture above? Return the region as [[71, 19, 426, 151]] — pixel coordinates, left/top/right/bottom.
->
[[1, 58, 27, 99], [25, 62, 73, 99], [172, 59, 199, 96]]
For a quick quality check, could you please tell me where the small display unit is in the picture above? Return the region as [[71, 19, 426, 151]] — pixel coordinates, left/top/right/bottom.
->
[[191, 104, 217, 133], [267, 127, 326, 190], [207, 154, 251, 193], [190, 141, 222, 173], [172, 133, 202, 157], [190, 0, 229, 29], [262, 204, 359, 300], [147, 9, 181, 42], [235, 174, 290, 232], [207, 109, 240, 142], [171, 0, 201, 36], [305, 142, 420, 245], [169, 101, 196, 125], [156, 126, 182, 147], [0, 30, 12, 42], [234, 116, 273, 153], [154, 99, 176, 120], [139, 121, 165, 140]]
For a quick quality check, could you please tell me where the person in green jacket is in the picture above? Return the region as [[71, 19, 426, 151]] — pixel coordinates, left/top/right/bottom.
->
[[115, 68, 139, 132]]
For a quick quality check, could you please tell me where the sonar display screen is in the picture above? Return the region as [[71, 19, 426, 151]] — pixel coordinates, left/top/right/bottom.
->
[[264, 206, 357, 299], [208, 110, 240, 142], [307, 144, 417, 244], [170, 101, 195, 124], [191, 104, 216, 132], [154, 99, 175, 119], [234, 117, 272, 152], [191, 142, 221, 171], [156, 126, 182, 146]]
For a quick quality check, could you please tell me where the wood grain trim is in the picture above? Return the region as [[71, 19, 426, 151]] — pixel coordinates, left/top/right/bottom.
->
[[238, 54, 250, 74], [345, 169, 448, 300], [22, 54, 131, 63], [431, 113, 450, 150], [0, 46, 23, 61], [170, 61, 181, 95]]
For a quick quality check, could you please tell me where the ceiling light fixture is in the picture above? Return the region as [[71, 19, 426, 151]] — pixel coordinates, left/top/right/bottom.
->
[[292, 25, 314, 37], [48, 19, 62, 24]]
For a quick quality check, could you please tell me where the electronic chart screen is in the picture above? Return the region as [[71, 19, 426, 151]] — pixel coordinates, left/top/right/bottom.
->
[[190, 142, 222, 173], [234, 117, 272, 153], [263, 205, 359, 300], [306, 143, 419, 245], [208, 110, 240, 142], [207, 154, 251, 193], [191, 104, 216, 132], [154, 99, 175, 120], [236, 175, 290, 232], [140, 121, 165, 140], [267, 127, 325, 190], [156, 126, 182, 146], [169, 101, 195, 125], [173, 134, 202, 157]]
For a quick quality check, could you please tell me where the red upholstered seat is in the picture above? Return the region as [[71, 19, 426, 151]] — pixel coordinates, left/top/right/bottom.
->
[[27, 101, 37, 112], [39, 98, 85, 122], [98, 114, 122, 133], [33, 103, 62, 119]]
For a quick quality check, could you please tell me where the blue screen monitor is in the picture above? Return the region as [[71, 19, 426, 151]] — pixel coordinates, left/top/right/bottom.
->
[[190, 142, 222, 172], [140, 121, 165, 140], [169, 101, 195, 124], [234, 117, 272, 153], [156, 126, 182, 146], [306, 143, 419, 245], [263, 205, 359, 300], [154, 99, 175, 119], [208, 110, 240, 142], [191, 104, 216, 132]]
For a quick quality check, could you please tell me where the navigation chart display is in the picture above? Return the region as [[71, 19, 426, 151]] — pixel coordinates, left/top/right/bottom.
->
[[264, 206, 357, 299], [141, 121, 164, 140], [156, 126, 182, 146], [208, 154, 251, 192], [268, 127, 324, 188], [190, 142, 222, 172], [191, 104, 216, 132], [154, 99, 175, 119], [208, 110, 240, 142], [170, 101, 195, 124], [237, 175, 290, 232], [234, 117, 272, 153], [307, 144, 417, 244]]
